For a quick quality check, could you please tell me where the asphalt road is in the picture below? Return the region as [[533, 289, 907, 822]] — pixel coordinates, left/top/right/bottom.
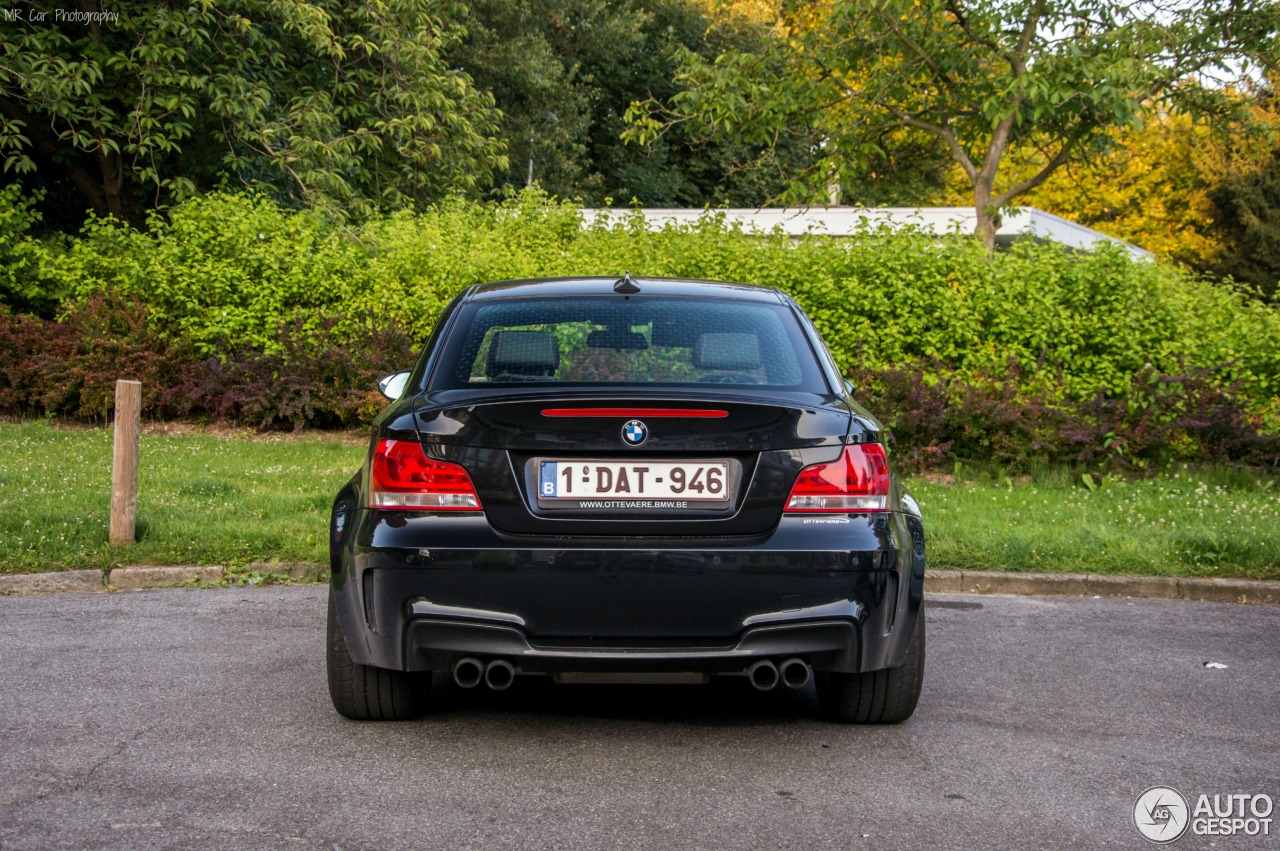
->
[[0, 586, 1276, 851]]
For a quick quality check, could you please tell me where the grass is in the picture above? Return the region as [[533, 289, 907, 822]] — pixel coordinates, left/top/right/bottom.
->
[[914, 465, 1280, 581], [1, 420, 1277, 581], [0, 419, 364, 575]]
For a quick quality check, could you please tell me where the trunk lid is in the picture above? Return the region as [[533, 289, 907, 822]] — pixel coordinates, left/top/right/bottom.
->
[[414, 393, 850, 537]]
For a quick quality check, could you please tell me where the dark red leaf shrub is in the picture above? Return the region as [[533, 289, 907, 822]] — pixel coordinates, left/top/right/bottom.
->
[[846, 358, 955, 472], [39, 293, 192, 420], [0, 309, 74, 414], [165, 314, 417, 430], [1065, 366, 1280, 470]]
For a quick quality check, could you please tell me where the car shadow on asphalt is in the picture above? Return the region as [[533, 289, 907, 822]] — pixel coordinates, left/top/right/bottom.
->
[[423, 674, 822, 727]]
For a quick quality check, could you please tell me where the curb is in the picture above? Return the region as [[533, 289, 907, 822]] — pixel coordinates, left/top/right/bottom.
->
[[246, 561, 329, 583], [1, 565, 1278, 606], [0, 562, 329, 596], [110, 565, 225, 590], [925, 570, 1280, 606], [0, 569, 105, 596]]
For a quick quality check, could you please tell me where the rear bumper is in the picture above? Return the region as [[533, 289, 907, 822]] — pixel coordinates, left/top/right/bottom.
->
[[331, 511, 925, 676], [404, 614, 861, 674]]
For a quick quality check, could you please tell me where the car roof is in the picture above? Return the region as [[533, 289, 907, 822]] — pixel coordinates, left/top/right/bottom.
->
[[464, 276, 789, 303]]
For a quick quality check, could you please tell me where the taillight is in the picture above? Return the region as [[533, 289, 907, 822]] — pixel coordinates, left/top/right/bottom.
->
[[370, 439, 482, 510], [785, 443, 890, 512]]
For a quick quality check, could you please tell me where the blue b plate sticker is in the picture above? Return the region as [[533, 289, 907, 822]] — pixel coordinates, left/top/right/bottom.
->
[[539, 461, 558, 497]]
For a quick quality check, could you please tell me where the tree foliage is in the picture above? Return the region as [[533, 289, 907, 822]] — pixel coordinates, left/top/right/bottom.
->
[[0, 183, 62, 315], [944, 111, 1223, 269], [1204, 80, 1280, 297], [0, 0, 506, 223], [1210, 152, 1280, 298], [628, 0, 1280, 247], [451, 0, 819, 206], [447, 0, 626, 197], [938, 83, 1280, 296]]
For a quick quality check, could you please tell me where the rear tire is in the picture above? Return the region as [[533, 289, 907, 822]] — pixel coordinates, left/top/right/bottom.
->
[[817, 607, 925, 724], [327, 591, 430, 720]]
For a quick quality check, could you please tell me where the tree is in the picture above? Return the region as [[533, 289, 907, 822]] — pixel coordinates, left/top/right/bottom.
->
[[449, 0, 819, 206], [943, 110, 1223, 268], [446, 0, 645, 198], [1209, 151, 1280, 297], [0, 0, 506, 223], [584, 0, 822, 206], [1203, 79, 1280, 297], [627, 0, 1280, 248], [960, 82, 1280, 295]]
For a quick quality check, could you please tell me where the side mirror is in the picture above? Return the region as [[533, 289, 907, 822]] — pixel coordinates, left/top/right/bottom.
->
[[844, 379, 856, 396], [378, 371, 412, 401]]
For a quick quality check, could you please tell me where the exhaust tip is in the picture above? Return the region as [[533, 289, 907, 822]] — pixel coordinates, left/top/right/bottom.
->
[[484, 660, 515, 691], [780, 658, 812, 689], [453, 657, 484, 689], [748, 660, 780, 691]]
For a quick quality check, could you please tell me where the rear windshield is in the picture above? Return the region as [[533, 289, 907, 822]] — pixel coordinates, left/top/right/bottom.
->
[[430, 296, 826, 390]]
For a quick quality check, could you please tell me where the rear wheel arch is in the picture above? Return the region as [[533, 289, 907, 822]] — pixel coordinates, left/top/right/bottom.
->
[[817, 606, 925, 724], [327, 591, 431, 721], [329, 483, 358, 586]]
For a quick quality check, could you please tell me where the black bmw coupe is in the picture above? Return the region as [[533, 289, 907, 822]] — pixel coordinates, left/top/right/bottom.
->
[[327, 276, 926, 723]]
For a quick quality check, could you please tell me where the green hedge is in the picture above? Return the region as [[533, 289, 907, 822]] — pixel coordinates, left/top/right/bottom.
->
[[10, 188, 1280, 416]]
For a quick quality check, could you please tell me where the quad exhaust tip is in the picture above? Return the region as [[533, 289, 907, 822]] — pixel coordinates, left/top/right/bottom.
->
[[463, 656, 806, 692], [452, 657, 484, 689], [780, 658, 812, 689], [748, 659, 811, 691], [454, 658, 517, 691], [748, 660, 780, 691], [484, 660, 515, 691]]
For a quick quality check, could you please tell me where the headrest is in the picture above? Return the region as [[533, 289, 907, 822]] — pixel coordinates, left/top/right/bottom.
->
[[693, 332, 761, 371], [486, 331, 560, 377]]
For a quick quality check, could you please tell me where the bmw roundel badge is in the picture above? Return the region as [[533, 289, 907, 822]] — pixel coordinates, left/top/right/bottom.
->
[[622, 420, 648, 446]]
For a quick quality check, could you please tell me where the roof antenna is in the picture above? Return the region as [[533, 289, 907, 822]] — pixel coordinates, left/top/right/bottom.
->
[[613, 271, 641, 294]]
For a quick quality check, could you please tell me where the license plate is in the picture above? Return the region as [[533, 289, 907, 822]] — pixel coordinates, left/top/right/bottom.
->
[[537, 460, 731, 509]]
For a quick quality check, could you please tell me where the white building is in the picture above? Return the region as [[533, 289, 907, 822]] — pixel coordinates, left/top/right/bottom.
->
[[580, 206, 1153, 261]]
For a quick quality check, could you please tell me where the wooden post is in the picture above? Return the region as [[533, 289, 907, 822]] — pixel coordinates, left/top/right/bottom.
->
[[110, 380, 141, 545]]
